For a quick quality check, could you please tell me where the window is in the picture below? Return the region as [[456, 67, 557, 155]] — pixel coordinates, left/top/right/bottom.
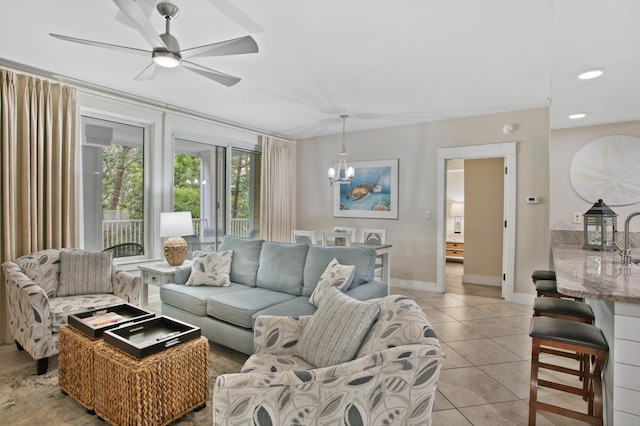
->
[[82, 116, 145, 257], [230, 149, 261, 238]]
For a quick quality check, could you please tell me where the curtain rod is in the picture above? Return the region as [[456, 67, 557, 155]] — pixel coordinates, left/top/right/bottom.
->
[[0, 59, 294, 143]]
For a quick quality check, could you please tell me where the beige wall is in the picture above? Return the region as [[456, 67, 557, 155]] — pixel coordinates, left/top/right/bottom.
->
[[550, 120, 640, 232], [296, 107, 550, 298], [464, 158, 504, 285]]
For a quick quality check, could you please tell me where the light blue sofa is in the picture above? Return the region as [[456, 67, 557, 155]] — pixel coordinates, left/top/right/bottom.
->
[[160, 235, 389, 355]]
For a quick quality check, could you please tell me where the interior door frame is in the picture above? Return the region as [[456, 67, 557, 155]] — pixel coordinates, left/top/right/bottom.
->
[[436, 142, 517, 302]]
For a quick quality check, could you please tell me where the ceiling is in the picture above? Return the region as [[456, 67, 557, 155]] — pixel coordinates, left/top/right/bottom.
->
[[2, 0, 639, 140]]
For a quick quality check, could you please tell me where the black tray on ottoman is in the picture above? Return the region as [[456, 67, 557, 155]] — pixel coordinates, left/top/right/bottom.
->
[[68, 303, 155, 338], [103, 315, 201, 359]]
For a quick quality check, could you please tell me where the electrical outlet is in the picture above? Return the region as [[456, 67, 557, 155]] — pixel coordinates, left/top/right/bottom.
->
[[572, 212, 582, 224], [425, 210, 431, 220]]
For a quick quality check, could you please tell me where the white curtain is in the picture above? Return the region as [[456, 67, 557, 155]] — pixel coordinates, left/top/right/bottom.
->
[[0, 69, 77, 344], [259, 136, 294, 242]]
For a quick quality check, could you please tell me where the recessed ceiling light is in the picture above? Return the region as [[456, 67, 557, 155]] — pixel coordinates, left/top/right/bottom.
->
[[577, 69, 604, 80], [569, 113, 586, 119]]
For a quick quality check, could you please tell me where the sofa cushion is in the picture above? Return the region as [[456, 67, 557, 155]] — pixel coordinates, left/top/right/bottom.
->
[[186, 250, 233, 287], [296, 288, 380, 368], [251, 297, 318, 328], [58, 250, 113, 297], [218, 235, 264, 287], [357, 295, 440, 358], [160, 283, 248, 317], [15, 249, 61, 298], [302, 246, 376, 296], [207, 288, 297, 329], [256, 242, 308, 295], [308, 258, 355, 307]]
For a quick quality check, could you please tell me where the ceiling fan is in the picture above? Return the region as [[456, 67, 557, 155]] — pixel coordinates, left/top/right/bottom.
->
[[50, 0, 258, 87]]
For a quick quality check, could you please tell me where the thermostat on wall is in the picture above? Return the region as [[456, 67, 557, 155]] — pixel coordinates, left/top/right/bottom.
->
[[526, 196, 539, 204]]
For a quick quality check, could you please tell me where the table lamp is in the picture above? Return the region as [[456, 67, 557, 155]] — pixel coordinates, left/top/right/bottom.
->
[[159, 211, 194, 266], [451, 202, 464, 234]]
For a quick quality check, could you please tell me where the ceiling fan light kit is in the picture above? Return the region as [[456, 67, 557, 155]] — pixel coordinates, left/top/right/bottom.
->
[[152, 51, 181, 68], [49, 0, 258, 86]]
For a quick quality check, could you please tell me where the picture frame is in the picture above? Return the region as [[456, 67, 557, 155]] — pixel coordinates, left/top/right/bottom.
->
[[333, 159, 398, 219], [361, 228, 386, 245]]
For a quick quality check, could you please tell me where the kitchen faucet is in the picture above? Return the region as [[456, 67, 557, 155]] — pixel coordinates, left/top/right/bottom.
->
[[621, 212, 640, 265]]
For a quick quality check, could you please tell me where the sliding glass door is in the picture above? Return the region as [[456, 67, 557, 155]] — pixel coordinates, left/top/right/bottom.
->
[[174, 139, 226, 257]]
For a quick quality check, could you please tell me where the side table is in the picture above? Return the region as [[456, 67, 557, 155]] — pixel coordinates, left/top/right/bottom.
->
[[93, 336, 209, 426], [138, 262, 190, 306]]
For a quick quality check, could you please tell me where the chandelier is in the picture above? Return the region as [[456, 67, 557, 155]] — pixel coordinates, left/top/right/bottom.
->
[[328, 115, 355, 186]]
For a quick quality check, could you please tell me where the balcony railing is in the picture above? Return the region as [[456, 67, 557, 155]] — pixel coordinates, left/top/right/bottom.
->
[[101, 218, 252, 250], [102, 219, 144, 249]]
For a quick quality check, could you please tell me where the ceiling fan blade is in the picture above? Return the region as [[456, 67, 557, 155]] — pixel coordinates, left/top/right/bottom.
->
[[50, 33, 150, 57], [206, 0, 264, 34], [182, 60, 241, 87], [112, 0, 167, 49], [133, 62, 158, 81], [115, 0, 155, 30], [181, 36, 258, 59]]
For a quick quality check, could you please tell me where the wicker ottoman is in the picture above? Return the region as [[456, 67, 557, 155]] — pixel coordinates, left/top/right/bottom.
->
[[93, 336, 209, 426], [58, 325, 101, 413]]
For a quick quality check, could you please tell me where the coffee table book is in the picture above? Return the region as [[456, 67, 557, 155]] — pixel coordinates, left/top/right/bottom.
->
[[103, 315, 201, 359], [68, 303, 155, 338]]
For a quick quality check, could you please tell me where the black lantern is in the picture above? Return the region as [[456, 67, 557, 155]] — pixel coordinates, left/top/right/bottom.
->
[[583, 199, 617, 251]]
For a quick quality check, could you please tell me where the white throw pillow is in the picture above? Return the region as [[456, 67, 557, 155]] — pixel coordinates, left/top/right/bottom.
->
[[308, 258, 355, 307], [186, 250, 233, 287], [296, 288, 380, 368]]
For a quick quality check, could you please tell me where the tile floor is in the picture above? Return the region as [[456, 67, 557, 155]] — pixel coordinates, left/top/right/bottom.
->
[[0, 263, 593, 425]]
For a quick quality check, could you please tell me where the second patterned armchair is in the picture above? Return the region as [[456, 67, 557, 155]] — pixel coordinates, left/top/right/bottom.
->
[[213, 293, 444, 425]]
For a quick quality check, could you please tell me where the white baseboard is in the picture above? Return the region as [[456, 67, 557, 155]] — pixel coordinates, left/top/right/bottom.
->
[[462, 274, 501, 287]]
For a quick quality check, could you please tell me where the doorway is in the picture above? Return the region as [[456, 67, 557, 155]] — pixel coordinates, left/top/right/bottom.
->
[[436, 142, 517, 302]]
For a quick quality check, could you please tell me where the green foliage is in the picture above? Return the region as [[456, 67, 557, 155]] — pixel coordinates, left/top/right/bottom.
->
[[174, 186, 201, 217], [102, 144, 143, 219], [231, 153, 250, 219], [102, 148, 256, 223], [174, 153, 202, 218]]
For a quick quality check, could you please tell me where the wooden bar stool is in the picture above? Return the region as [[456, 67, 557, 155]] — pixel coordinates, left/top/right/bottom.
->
[[533, 297, 594, 324], [533, 297, 594, 385], [535, 279, 583, 302], [531, 270, 556, 283], [529, 316, 608, 426]]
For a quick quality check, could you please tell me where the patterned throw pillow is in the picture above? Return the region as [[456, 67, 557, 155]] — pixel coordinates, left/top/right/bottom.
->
[[308, 258, 355, 307], [186, 250, 233, 287], [296, 288, 380, 368], [58, 250, 113, 297]]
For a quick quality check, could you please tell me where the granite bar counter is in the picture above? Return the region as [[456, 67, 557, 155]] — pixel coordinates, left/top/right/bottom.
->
[[552, 244, 640, 303], [551, 230, 640, 425]]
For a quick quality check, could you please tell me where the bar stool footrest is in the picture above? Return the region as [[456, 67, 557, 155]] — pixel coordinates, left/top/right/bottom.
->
[[532, 401, 602, 426]]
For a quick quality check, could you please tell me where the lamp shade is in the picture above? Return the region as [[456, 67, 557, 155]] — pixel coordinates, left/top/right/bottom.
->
[[450, 202, 464, 217], [159, 211, 194, 237]]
